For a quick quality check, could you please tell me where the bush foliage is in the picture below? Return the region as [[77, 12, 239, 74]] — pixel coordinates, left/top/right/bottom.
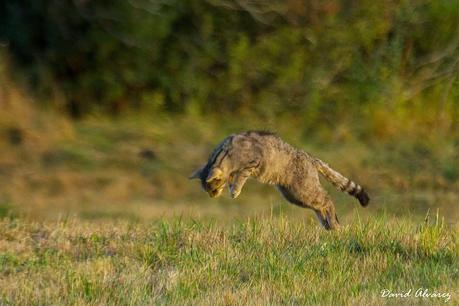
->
[[1, 0, 458, 133]]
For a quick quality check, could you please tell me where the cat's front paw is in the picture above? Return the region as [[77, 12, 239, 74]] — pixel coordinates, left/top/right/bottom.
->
[[229, 185, 241, 198]]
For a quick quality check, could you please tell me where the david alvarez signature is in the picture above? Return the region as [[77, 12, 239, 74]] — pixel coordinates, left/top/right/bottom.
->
[[381, 288, 451, 303]]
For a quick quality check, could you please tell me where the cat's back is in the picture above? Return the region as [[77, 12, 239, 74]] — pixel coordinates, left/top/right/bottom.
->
[[239, 130, 295, 153]]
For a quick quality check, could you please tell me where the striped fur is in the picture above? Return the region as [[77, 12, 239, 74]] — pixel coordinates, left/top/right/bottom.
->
[[189, 136, 233, 197], [190, 131, 370, 230], [313, 158, 370, 206]]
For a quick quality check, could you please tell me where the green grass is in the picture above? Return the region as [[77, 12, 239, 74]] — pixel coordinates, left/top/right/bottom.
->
[[0, 107, 458, 304], [0, 215, 457, 305]]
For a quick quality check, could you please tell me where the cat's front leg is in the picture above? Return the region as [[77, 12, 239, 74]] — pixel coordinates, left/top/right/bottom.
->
[[228, 171, 250, 198]]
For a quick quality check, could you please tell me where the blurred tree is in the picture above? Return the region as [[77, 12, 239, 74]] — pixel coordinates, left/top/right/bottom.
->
[[0, 0, 458, 133]]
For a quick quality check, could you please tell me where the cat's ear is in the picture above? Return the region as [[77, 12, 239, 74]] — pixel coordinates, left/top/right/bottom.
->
[[206, 167, 223, 182], [189, 166, 204, 180]]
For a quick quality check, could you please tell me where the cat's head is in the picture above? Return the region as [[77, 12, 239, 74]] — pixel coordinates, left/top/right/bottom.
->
[[189, 165, 227, 198]]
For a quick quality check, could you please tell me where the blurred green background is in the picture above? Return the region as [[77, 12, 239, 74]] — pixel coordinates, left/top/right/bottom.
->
[[0, 0, 458, 225]]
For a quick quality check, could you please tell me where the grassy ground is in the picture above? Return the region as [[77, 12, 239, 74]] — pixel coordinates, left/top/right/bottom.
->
[[0, 86, 458, 304], [0, 215, 457, 305]]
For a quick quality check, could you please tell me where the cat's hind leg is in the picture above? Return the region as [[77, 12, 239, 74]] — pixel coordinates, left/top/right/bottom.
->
[[277, 184, 340, 230], [313, 195, 340, 230]]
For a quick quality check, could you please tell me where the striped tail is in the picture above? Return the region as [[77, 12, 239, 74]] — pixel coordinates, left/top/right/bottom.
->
[[313, 158, 370, 207]]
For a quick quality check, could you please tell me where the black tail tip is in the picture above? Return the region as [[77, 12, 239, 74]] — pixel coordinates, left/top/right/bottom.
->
[[356, 190, 370, 207]]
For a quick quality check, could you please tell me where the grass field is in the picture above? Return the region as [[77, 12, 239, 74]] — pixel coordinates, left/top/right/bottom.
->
[[0, 215, 457, 305], [0, 100, 458, 304]]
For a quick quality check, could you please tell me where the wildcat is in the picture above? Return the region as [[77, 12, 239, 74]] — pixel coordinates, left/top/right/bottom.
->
[[189, 131, 369, 230]]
